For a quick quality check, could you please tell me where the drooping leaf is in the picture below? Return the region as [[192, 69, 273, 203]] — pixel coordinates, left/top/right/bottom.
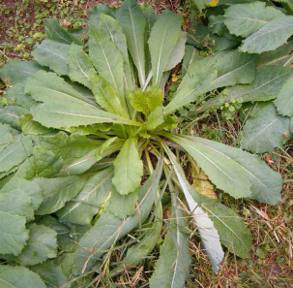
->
[[0, 265, 47, 288], [274, 75, 293, 117], [32, 40, 70, 76], [170, 135, 282, 204], [117, 0, 146, 87], [73, 159, 163, 275], [25, 71, 136, 128], [45, 18, 81, 45], [58, 168, 112, 225], [164, 145, 224, 273], [0, 211, 29, 256], [16, 224, 57, 266], [112, 138, 143, 195], [0, 60, 41, 85], [195, 195, 252, 258], [224, 2, 284, 37], [240, 16, 293, 53], [241, 103, 289, 153], [68, 44, 95, 89], [36, 175, 87, 215], [149, 11, 182, 85]]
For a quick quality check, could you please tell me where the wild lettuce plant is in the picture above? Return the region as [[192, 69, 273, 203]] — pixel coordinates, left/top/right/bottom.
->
[[0, 0, 291, 287]]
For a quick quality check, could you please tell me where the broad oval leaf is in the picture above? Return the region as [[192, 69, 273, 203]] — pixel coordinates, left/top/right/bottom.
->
[[0, 265, 46, 288], [170, 135, 282, 204], [16, 224, 57, 266], [68, 44, 95, 89], [240, 16, 293, 53], [0, 60, 41, 85], [25, 71, 136, 128], [224, 1, 284, 37], [241, 103, 290, 153], [32, 39, 70, 76], [58, 168, 112, 225], [0, 211, 29, 256], [112, 138, 143, 195], [35, 176, 87, 215]]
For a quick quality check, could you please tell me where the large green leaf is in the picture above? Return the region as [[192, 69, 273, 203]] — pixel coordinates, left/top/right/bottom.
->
[[36, 176, 87, 215], [195, 195, 252, 258], [257, 41, 293, 67], [45, 18, 81, 45], [274, 75, 293, 117], [165, 145, 224, 272], [0, 125, 33, 175], [0, 60, 41, 84], [0, 106, 28, 129], [32, 40, 70, 76], [224, 2, 284, 37], [149, 196, 191, 287], [0, 265, 46, 288], [149, 11, 182, 85], [170, 135, 282, 204], [58, 169, 112, 225], [200, 65, 292, 112], [68, 44, 95, 89], [108, 186, 139, 218], [165, 50, 256, 114], [0, 211, 29, 256], [73, 159, 163, 275], [5, 83, 35, 110], [112, 138, 143, 195], [92, 12, 135, 91], [0, 178, 43, 221], [117, 0, 146, 87], [89, 21, 125, 96], [16, 224, 57, 266], [90, 74, 128, 117], [241, 103, 289, 153], [25, 71, 136, 128], [240, 16, 293, 53]]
